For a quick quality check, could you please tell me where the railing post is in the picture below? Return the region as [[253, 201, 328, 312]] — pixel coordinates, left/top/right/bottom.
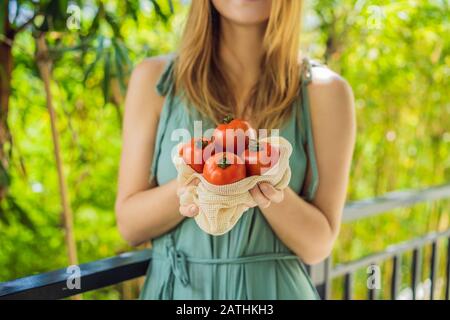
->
[[368, 286, 376, 300], [411, 248, 422, 300], [430, 241, 438, 300], [309, 256, 332, 300], [366, 263, 378, 300], [309, 261, 324, 299], [323, 256, 332, 300], [391, 255, 401, 300], [446, 236, 450, 300], [344, 272, 353, 300]]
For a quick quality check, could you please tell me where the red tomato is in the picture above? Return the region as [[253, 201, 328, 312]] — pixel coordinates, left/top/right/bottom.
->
[[203, 152, 246, 185], [179, 137, 215, 173], [241, 140, 280, 176], [212, 116, 255, 155]]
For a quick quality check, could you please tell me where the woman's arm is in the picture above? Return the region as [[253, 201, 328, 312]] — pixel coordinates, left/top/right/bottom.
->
[[115, 56, 186, 246], [254, 68, 356, 265]]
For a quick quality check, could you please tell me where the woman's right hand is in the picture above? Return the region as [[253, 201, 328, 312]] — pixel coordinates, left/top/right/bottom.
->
[[177, 178, 200, 217]]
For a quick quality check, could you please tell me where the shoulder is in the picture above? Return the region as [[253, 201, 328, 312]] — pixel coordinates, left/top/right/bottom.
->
[[125, 54, 174, 117], [308, 62, 353, 108], [298, 56, 354, 112], [307, 61, 356, 140], [129, 54, 173, 91], [306, 62, 355, 132]]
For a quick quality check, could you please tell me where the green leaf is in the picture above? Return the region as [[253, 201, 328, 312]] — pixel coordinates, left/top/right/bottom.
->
[[83, 36, 105, 84], [105, 12, 122, 38], [7, 196, 35, 231], [114, 39, 132, 67], [88, 2, 104, 38], [41, 0, 69, 31], [0, 206, 10, 226], [125, 0, 139, 21], [0, 161, 10, 188], [11, 0, 22, 27], [150, 0, 168, 22], [0, 1, 8, 36], [57, 0, 69, 19], [103, 50, 111, 105], [113, 41, 126, 94], [168, 0, 174, 14]]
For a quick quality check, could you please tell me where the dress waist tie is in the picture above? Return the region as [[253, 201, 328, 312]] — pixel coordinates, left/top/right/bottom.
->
[[153, 235, 301, 299]]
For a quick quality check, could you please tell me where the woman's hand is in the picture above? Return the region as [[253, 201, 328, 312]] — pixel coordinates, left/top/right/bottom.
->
[[177, 178, 200, 217], [249, 182, 285, 209], [178, 180, 284, 216]]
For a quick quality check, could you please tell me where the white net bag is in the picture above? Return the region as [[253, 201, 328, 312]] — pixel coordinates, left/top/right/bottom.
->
[[173, 136, 293, 236]]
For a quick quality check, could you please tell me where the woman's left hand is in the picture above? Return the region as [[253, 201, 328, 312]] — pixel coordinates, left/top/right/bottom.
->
[[249, 182, 284, 209]]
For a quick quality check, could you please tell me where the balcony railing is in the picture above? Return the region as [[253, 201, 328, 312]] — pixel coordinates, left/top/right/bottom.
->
[[1, 183, 449, 300]]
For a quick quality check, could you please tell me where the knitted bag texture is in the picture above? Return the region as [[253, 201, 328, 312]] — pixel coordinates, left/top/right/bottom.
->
[[173, 136, 293, 235]]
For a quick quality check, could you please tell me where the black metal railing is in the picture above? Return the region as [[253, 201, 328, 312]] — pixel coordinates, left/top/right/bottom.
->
[[1, 183, 449, 300], [313, 183, 450, 300], [324, 229, 450, 300]]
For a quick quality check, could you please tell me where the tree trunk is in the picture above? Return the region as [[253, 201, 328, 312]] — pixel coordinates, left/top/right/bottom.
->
[[0, 3, 14, 201], [36, 34, 81, 300]]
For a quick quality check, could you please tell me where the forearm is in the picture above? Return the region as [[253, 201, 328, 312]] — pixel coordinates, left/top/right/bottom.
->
[[115, 179, 184, 246], [260, 187, 338, 265]]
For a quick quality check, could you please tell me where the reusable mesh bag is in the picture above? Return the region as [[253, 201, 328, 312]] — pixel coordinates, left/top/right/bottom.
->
[[173, 136, 293, 236]]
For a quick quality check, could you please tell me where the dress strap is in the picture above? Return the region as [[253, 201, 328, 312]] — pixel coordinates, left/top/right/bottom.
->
[[155, 53, 177, 96], [299, 57, 321, 201], [149, 54, 177, 184], [301, 57, 313, 86]]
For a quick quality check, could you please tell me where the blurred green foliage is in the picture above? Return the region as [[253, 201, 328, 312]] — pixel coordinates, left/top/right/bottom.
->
[[0, 0, 448, 299]]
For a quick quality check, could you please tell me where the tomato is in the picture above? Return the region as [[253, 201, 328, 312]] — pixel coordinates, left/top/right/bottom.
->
[[212, 116, 256, 155], [179, 137, 215, 173], [203, 152, 246, 185], [241, 140, 280, 176]]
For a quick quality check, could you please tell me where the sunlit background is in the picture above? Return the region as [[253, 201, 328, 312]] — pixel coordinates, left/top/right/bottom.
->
[[0, 0, 449, 299]]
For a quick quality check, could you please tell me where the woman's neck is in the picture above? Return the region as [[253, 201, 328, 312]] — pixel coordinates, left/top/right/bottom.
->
[[218, 17, 267, 116]]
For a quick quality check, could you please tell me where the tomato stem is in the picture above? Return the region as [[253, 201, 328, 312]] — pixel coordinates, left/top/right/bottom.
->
[[223, 115, 234, 124], [217, 155, 231, 169]]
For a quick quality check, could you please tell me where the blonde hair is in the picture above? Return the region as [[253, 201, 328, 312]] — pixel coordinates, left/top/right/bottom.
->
[[174, 0, 304, 129]]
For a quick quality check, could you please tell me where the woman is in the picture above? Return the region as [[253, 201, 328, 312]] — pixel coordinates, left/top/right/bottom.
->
[[115, 0, 356, 299]]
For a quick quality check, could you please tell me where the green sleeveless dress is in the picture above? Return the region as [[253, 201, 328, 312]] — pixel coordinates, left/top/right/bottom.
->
[[139, 54, 321, 300]]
